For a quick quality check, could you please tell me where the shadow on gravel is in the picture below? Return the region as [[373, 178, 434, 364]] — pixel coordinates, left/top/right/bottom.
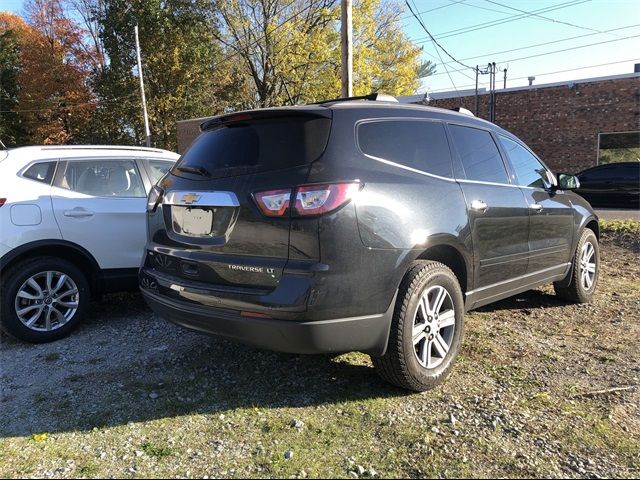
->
[[2, 286, 575, 438], [476, 288, 574, 312], [0, 293, 408, 438]]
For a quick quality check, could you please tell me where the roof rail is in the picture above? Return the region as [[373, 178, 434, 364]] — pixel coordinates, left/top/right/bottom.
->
[[39, 145, 167, 153], [314, 92, 399, 104], [451, 107, 475, 117]]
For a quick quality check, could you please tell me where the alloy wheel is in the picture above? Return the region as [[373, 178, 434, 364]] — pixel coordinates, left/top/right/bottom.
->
[[14, 271, 80, 332], [412, 285, 456, 369], [579, 241, 596, 290]]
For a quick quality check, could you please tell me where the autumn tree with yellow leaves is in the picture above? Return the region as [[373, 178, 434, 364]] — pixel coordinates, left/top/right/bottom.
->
[[0, 0, 434, 149], [216, 0, 433, 108]]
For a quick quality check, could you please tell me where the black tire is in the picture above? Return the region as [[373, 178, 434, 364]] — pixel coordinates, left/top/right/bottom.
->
[[0, 256, 90, 343], [554, 228, 599, 304], [372, 261, 465, 392]]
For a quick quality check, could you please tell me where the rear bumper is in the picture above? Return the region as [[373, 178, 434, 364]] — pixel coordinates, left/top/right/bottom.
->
[[140, 277, 395, 356]]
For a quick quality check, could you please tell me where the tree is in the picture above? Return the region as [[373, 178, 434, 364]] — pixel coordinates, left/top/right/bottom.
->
[[215, 0, 432, 108], [16, 0, 95, 144], [0, 13, 30, 147], [91, 0, 239, 150]]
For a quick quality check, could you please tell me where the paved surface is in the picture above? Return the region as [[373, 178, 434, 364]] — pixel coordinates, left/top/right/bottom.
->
[[595, 208, 640, 221]]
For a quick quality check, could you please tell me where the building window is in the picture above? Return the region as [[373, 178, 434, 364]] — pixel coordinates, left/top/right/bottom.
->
[[598, 131, 640, 165]]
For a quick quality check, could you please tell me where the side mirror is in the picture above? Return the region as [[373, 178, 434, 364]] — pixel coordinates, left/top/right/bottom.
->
[[557, 173, 580, 190]]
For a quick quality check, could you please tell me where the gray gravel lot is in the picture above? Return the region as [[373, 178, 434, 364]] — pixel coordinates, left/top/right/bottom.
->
[[0, 238, 638, 478]]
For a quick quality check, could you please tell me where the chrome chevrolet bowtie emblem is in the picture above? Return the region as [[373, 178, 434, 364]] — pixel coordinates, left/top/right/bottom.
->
[[181, 193, 201, 205]]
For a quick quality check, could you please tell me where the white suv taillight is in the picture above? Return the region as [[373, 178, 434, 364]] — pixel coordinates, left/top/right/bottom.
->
[[253, 183, 361, 218], [147, 186, 163, 213]]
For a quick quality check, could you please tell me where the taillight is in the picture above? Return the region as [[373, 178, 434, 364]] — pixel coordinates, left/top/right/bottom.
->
[[0, 198, 6, 207], [293, 183, 361, 216], [253, 183, 361, 218], [253, 189, 292, 217], [147, 186, 163, 213]]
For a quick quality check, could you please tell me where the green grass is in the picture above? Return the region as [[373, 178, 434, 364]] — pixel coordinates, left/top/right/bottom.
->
[[600, 219, 640, 236], [141, 441, 173, 459]]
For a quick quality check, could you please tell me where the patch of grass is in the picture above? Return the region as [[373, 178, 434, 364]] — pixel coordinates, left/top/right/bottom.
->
[[43, 352, 60, 362], [77, 463, 99, 476], [141, 441, 173, 459], [600, 219, 640, 235]]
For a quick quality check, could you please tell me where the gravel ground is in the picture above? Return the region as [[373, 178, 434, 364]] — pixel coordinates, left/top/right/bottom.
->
[[0, 237, 638, 478]]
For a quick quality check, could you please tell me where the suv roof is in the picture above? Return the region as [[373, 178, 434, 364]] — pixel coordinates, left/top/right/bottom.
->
[[196, 99, 508, 136]]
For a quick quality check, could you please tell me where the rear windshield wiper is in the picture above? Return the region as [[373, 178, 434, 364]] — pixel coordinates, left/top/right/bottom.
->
[[176, 165, 211, 177]]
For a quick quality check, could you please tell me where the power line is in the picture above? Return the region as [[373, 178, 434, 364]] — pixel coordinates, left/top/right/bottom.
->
[[426, 58, 640, 93], [399, 0, 467, 21], [484, 0, 622, 38], [431, 24, 639, 69], [411, 0, 591, 43], [406, 0, 463, 93], [405, 0, 475, 71], [426, 33, 640, 78]]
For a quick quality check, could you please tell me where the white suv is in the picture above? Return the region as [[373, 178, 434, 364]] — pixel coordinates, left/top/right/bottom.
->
[[0, 145, 179, 342]]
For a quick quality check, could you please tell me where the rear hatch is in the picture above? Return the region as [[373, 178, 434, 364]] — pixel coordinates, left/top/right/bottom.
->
[[148, 108, 332, 291]]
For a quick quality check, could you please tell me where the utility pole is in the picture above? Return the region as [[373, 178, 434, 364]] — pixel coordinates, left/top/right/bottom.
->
[[503, 67, 507, 89], [474, 65, 479, 116], [487, 62, 497, 123], [134, 25, 151, 147], [341, 0, 353, 98], [492, 62, 497, 122]]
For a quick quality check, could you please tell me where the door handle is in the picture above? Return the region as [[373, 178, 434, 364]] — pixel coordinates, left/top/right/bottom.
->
[[529, 203, 544, 213], [63, 208, 94, 218], [470, 199, 488, 213]]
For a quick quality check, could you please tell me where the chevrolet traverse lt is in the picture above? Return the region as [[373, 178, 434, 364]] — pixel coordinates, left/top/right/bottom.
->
[[139, 95, 599, 391]]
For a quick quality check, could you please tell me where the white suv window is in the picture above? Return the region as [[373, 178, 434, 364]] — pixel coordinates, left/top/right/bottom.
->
[[59, 159, 146, 197], [23, 161, 57, 184], [147, 159, 174, 183]]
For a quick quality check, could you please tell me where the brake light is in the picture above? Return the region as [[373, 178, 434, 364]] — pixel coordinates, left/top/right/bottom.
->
[[293, 183, 361, 216], [0, 198, 6, 207], [253, 183, 361, 218], [147, 186, 163, 213], [253, 189, 292, 217]]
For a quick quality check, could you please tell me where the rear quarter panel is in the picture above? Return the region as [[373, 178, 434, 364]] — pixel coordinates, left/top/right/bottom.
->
[[305, 108, 472, 318]]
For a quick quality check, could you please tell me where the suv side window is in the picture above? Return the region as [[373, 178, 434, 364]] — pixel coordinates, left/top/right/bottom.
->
[[23, 161, 57, 184], [448, 124, 508, 184], [58, 159, 146, 197], [498, 135, 551, 189], [357, 120, 453, 178]]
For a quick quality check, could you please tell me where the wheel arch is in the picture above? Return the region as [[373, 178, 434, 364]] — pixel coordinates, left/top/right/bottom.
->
[[584, 217, 600, 240], [0, 240, 101, 296], [414, 241, 471, 294]]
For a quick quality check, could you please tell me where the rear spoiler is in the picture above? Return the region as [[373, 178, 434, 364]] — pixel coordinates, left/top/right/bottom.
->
[[200, 108, 331, 132]]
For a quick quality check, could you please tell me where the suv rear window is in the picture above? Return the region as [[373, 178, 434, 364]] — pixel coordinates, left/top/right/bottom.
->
[[357, 120, 452, 178], [173, 115, 331, 179]]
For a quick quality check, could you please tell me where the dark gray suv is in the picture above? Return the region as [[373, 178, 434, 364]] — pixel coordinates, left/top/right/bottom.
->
[[140, 95, 599, 391]]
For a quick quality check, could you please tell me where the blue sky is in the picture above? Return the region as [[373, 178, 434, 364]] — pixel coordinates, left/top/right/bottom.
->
[[402, 0, 640, 93], [4, 0, 639, 94]]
